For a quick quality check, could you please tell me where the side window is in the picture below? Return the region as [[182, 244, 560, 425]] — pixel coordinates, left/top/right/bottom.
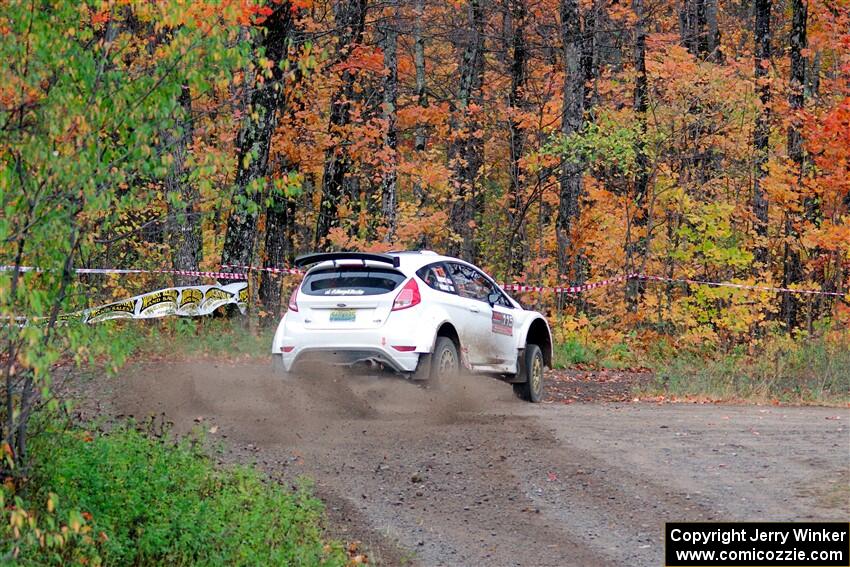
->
[[416, 263, 457, 294], [446, 263, 494, 303]]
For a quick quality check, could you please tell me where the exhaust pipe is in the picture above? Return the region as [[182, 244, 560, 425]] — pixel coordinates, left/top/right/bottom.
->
[[340, 357, 385, 371]]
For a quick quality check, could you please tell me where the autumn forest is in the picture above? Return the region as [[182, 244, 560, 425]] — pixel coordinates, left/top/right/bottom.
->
[[2, 0, 849, 348]]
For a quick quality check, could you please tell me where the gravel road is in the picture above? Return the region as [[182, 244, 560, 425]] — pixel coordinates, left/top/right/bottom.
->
[[77, 360, 849, 566]]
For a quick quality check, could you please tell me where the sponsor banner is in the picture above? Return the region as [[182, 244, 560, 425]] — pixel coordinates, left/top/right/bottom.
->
[[82, 283, 247, 324]]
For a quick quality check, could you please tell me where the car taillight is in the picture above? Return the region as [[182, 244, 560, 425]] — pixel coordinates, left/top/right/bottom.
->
[[288, 285, 299, 312], [392, 278, 420, 311]]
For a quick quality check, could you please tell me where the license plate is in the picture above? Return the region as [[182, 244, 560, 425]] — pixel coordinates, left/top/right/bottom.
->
[[329, 309, 356, 322]]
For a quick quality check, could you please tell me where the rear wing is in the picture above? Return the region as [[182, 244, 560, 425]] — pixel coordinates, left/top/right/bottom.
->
[[294, 252, 400, 268]]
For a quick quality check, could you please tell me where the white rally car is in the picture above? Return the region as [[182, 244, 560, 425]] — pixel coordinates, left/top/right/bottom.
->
[[271, 251, 552, 402]]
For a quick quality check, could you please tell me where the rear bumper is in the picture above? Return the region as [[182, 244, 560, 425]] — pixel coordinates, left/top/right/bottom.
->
[[278, 347, 419, 373], [271, 312, 431, 373]]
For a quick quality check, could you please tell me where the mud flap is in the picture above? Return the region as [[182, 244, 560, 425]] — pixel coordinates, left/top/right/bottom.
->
[[272, 354, 292, 378], [506, 348, 527, 383], [411, 352, 432, 381]]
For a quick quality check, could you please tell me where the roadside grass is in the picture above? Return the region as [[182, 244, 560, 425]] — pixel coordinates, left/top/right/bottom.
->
[[105, 316, 273, 362], [641, 330, 850, 405], [553, 337, 641, 370], [1, 420, 346, 566]]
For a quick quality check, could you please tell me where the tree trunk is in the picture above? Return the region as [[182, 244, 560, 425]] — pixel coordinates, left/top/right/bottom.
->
[[626, 0, 649, 310], [680, 0, 709, 58], [507, 0, 527, 276], [165, 84, 202, 286], [582, 0, 599, 109], [752, 0, 771, 269], [556, 0, 585, 281], [315, 0, 369, 249], [220, 5, 294, 273], [259, 188, 295, 318], [679, 0, 720, 59], [381, 1, 399, 241], [781, 0, 807, 329], [412, 0, 429, 207], [448, 0, 486, 262], [706, 0, 722, 61]]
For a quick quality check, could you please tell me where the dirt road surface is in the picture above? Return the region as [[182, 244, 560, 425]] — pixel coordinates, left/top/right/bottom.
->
[[76, 360, 849, 566]]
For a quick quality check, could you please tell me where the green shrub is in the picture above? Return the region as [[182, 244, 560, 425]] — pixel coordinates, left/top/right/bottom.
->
[[104, 316, 272, 361], [647, 329, 850, 404], [2, 425, 345, 566], [553, 338, 594, 367], [553, 336, 641, 369]]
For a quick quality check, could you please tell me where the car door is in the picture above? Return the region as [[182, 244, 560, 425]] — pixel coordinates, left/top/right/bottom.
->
[[445, 262, 516, 366], [487, 288, 520, 368]]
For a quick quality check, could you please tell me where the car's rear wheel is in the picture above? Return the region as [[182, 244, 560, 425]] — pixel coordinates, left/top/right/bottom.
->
[[427, 337, 459, 386], [513, 344, 544, 402]]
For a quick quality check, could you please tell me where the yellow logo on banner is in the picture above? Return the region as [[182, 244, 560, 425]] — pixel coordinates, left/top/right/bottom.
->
[[140, 289, 178, 312], [204, 288, 232, 302], [87, 299, 136, 321], [179, 288, 203, 308]]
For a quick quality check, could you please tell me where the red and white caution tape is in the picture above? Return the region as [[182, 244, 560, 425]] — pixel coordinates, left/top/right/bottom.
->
[[502, 274, 636, 294], [636, 274, 848, 297], [504, 273, 846, 297], [221, 264, 304, 276], [2, 264, 846, 298], [0, 265, 246, 280]]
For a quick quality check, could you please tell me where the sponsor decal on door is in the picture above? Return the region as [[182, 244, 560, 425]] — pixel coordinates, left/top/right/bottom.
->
[[491, 311, 513, 336]]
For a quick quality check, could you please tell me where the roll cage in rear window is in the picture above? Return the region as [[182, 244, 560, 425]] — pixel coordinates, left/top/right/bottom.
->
[[301, 266, 406, 296], [416, 262, 457, 294]]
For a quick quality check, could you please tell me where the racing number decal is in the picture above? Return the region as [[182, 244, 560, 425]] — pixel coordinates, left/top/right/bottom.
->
[[491, 311, 513, 336]]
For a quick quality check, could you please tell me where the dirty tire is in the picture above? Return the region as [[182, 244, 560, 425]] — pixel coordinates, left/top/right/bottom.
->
[[430, 337, 459, 386], [513, 344, 544, 402]]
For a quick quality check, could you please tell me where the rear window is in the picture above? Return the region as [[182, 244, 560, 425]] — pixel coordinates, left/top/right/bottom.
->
[[301, 267, 406, 296]]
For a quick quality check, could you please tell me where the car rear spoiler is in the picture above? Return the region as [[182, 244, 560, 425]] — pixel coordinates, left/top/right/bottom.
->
[[294, 252, 401, 268]]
